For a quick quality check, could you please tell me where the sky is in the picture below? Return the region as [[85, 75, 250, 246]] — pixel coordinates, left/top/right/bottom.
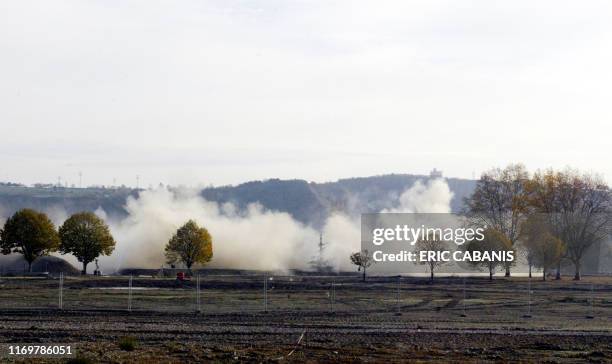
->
[[0, 0, 610, 188]]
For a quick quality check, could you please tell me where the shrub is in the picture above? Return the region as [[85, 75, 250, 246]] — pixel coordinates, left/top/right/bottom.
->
[[118, 336, 138, 351]]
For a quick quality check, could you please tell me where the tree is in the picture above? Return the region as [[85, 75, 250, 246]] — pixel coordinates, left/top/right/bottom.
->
[[350, 250, 373, 281], [520, 214, 565, 281], [0, 209, 60, 272], [463, 228, 513, 280], [413, 238, 451, 281], [527, 169, 611, 280], [464, 164, 530, 277], [59, 212, 116, 275], [165, 220, 213, 271]]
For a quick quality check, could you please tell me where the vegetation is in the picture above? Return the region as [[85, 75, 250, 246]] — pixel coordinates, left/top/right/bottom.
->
[[413, 238, 451, 281], [118, 336, 138, 351], [463, 228, 513, 280], [527, 168, 611, 280], [165, 220, 213, 271], [520, 214, 565, 281], [350, 250, 373, 281], [59, 212, 116, 274], [0, 208, 60, 272], [464, 164, 529, 277], [465, 164, 611, 280]]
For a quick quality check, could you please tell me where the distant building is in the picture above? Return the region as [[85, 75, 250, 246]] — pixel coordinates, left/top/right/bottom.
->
[[429, 168, 443, 179], [33, 183, 54, 189]]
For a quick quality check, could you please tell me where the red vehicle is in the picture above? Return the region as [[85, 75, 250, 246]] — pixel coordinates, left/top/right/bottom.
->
[[176, 272, 190, 281]]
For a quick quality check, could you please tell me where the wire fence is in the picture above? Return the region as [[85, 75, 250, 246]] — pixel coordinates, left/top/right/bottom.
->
[[0, 274, 610, 323]]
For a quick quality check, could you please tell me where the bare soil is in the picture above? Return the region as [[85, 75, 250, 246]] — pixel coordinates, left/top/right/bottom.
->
[[0, 275, 610, 363]]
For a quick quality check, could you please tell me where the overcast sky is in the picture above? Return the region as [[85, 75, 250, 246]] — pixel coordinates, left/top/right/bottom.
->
[[0, 1, 610, 187]]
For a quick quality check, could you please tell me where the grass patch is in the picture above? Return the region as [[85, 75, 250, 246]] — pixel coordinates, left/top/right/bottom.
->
[[118, 336, 138, 351], [65, 357, 94, 364]]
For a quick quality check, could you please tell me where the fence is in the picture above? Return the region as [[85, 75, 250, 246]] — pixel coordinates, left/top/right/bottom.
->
[[0, 274, 610, 325]]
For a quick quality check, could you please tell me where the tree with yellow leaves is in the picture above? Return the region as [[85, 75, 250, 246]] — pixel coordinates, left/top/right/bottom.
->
[[165, 220, 213, 272]]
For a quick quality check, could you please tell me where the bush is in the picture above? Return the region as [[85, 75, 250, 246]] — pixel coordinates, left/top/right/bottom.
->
[[118, 336, 138, 351], [65, 357, 93, 364]]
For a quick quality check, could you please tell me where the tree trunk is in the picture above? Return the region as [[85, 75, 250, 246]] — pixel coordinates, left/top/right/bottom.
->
[[542, 268, 546, 281], [555, 261, 561, 280], [489, 266, 493, 281], [82, 261, 88, 275], [573, 262, 581, 281], [504, 265, 510, 277], [430, 268, 434, 281], [28, 261, 33, 273], [528, 264, 532, 278], [362, 267, 366, 282]]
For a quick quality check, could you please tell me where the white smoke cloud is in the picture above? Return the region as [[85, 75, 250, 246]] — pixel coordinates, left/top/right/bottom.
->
[[322, 213, 361, 271], [384, 178, 454, 213], [0, 178, 455, 273], [96, 179, 454, 272], [99, 188, 319, 272]]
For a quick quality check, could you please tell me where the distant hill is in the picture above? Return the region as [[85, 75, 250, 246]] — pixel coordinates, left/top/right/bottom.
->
[[0, 185, 138, 222], [0, 174, 477, 228], [202, 174, 476, 228]]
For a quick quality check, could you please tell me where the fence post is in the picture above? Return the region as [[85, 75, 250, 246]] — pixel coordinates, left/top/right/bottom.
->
[[395, 276, 401, 316], [586, 283, 595, 319], [329, 280, 335, 314], [196, 274, 201, 313], [128, 275, 133, 312], [263, 274, 268, 313], [58, 272, 63, 310], [523, 276, 532, 318], [460, 277, 467, 317]]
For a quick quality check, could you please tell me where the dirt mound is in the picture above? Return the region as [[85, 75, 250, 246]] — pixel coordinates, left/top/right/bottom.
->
[[0, 255, 79, 275]]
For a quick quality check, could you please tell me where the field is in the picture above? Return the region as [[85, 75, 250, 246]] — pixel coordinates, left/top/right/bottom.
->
[[0, 275, 610, 363]]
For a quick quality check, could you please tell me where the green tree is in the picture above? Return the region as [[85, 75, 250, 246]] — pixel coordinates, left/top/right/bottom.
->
[[165, 220, 213, 271], [0, 208, 60, 272], [59, 212, 116, 274]]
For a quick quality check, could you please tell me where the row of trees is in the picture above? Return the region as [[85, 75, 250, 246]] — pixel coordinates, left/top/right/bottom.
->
[[0, 209, 214, 274], [350, 165, 610, 282], [465, 164, 611, 280], [0, 209, 115, 273]]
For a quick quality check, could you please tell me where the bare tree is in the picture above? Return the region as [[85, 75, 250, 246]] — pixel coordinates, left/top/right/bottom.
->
[[413, 238, 451, 281], [528, 169, 611, 280], [520, 214, 565, 281], [350, 250, 373, 281], [464, 164, 530, 277]]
